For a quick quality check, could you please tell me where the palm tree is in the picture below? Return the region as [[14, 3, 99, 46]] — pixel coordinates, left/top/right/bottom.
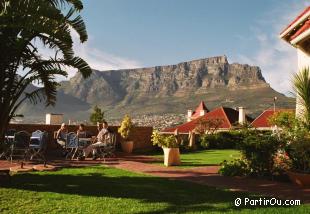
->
[[292, 67, 310, 128], [0, 0, 92, 142]]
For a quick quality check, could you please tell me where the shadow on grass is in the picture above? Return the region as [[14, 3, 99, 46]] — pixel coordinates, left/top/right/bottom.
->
[[0, 166, 291, 213]]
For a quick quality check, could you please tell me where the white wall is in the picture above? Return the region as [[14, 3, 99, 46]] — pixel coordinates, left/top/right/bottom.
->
[[297, 49, 310, 70]]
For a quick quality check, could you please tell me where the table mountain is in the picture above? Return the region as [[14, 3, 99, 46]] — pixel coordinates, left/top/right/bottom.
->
[[18, 56, 295, 123]]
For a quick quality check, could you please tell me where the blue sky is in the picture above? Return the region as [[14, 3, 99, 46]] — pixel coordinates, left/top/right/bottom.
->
[[69, 0, 310, 94]]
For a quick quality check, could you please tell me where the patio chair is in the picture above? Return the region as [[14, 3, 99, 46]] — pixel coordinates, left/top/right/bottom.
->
[[10, 131, 31, 162], [29, 130, 48, 161], [96, 132, 117, 160], [65, 132, 83, 160], [0, 129, 16, 160]]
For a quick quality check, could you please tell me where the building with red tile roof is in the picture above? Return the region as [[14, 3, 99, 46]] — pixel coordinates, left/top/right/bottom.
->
[[251, 109, 295, 130], [163, 106, 253, 134], [280, 6, 310, 118], [187, 101, 209, 122]]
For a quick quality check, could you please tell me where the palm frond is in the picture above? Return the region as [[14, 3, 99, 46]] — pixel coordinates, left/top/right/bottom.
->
[[66, 57, 92, 78], [292, 67, 310, 125], [65, 7, 88, 42]]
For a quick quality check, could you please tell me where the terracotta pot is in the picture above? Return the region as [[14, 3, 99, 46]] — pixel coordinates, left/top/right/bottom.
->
[[287, 171, 310, 187], [121, 140, 134, 153], [163, 147, 181, 167]]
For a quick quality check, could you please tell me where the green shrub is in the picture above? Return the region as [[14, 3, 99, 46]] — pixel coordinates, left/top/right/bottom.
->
[[238, 132, 283, 176], [219, 159, 250, 176], [199, 131, 244, 149], [286, 137, 310, 174]]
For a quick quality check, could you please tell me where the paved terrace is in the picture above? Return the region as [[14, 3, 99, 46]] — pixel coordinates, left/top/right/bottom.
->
[[0, 153, 309, 203]]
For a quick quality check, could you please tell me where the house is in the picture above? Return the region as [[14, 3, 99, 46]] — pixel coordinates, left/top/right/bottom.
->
[[280, 6, 310, 117], [187, 101, 209, 122], [45, 113, 64, 125], [162, 106, 253, 134], [251, 109, 295, 130]]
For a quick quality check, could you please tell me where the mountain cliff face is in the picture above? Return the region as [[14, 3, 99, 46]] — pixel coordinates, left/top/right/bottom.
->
[[18, 55, 294, 122], [60, 56, 269, 106]]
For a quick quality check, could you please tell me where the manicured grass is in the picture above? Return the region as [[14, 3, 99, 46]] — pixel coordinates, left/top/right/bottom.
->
[[149, 149, 241, 168], [0, 166, 307, 213]]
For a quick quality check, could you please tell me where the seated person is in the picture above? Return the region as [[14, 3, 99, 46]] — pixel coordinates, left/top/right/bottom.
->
[[80, 121, 110, 160], [77, 123, 91, 147], [55, 123, 68, 148], [77, 123, 87, 138]]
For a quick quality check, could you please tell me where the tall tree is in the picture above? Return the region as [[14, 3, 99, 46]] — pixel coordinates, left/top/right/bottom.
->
[[0, 0, 92, 141], [89, 105, 105, 125], [292, 67, 310, 128]]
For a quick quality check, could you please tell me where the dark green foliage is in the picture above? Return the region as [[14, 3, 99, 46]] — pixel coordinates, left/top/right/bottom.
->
[[292, 67, 310, 127], [0, 0, 91, 142], [200, 131, 244, 149], [219, 159, 250, 176], [286, 137, 310, 174], [89, 105, 104, 125], [238, 131, 283, 176]]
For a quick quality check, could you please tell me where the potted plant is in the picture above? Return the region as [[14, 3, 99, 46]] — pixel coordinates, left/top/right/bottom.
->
[[152, 130, 181, 166], [118, 115, 134, 153]]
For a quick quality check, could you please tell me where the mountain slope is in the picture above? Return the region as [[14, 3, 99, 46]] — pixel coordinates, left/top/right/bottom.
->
[[59, 56, 294, 118], [17, 55, 295, 123]]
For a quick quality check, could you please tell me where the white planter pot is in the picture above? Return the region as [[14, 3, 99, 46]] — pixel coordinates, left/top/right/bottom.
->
[[163, 147, 181, 166]]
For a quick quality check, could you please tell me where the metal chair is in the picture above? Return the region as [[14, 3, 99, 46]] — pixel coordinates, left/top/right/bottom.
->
[[10, 131, 31, 162], [29, 130, 48, 161], [0, 130, 16, 160], [65, 132, 83, 159], [96, 132, 117, 160]]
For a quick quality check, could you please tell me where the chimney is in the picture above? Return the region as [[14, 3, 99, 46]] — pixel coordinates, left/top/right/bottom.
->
[[200, 110, 206, 116], [187, 110, 193, 122], [238, 107, 246, 125]]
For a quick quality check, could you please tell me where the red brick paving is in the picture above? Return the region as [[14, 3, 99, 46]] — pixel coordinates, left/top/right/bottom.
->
[[1, 154, 309, 203]]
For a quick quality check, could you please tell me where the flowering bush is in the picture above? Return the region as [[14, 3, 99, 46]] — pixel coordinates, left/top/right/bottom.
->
[[219, 159, 250, 176], [151, 130, 179, 148], [237, 130, 284, 176], [285, 135, 310, 174], [273, 150, 292, 175], [118, 115, 133, 140]]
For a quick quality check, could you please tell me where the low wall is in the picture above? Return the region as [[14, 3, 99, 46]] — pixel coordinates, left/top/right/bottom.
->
[[8, 124, 154, 153]]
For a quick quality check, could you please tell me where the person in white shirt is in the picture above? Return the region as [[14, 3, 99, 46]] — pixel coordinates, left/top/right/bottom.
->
[[55, 123, 68, 148], [80, 121, 110, 160]]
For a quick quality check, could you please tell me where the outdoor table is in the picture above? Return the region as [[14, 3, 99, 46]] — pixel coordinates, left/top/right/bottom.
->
[[79, 138, 93, 147]]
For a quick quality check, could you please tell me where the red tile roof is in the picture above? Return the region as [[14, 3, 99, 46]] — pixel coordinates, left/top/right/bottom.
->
[[163, 107, 252, 133], [290, 19, 310, 41], [251, 109, 294, 128], [191, 101, 209, 118], [280, 6, 310, 35]]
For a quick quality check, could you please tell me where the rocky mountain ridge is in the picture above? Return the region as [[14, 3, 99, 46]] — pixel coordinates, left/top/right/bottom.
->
[[18, 55, 294, 123], [60, 56, 269, 106]]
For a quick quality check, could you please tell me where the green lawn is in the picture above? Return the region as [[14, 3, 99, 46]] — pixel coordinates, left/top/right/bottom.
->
[[148, 149, 241, 168], [0, 166, 307, 213]]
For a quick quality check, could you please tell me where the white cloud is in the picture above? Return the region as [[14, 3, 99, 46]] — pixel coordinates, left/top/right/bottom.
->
[[234, 1, 309, 95], [69, 31, 142, 78], [33, 31, 142, 81]]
